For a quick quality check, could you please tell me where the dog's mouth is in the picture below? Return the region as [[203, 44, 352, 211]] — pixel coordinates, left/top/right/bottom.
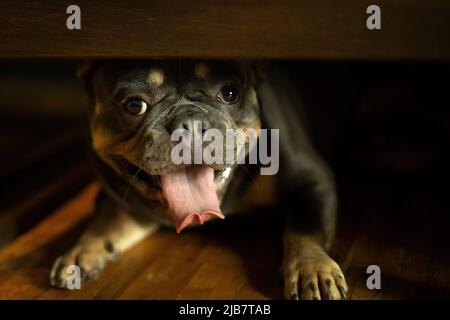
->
[[123, 161, 162, 191], [114, 157, 226, 233]]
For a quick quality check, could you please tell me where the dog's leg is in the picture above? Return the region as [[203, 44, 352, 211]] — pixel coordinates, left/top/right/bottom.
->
[[280, 172, 348, 300], [257, 66, 347, 299], [50, 191, 159, 288]]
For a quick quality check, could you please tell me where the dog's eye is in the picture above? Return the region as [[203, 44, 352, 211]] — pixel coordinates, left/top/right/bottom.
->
[[123, 99, 147, 116], [218, 85, 240, 104]]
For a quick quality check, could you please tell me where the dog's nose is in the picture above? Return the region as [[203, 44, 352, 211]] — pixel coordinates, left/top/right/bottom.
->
[[169, 115, 211, 136]]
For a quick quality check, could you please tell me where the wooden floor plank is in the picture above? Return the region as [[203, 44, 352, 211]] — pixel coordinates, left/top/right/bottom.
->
[[0, 183, 98, 299], [0, 163, 92, 247]]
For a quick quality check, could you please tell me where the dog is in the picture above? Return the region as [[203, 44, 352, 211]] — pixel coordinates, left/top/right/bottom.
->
[[50, 60, 347, 300]]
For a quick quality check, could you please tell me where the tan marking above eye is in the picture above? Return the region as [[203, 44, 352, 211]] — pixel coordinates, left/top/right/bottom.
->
[[194, 63, 209, 80], [147, 69, 164, 86]]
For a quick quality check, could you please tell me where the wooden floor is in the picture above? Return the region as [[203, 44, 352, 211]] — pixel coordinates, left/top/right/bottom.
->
[[0, 126, 449, 300]]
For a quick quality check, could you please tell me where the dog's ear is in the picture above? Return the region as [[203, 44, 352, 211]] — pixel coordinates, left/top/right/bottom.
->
[[76, 59, 100, 96]]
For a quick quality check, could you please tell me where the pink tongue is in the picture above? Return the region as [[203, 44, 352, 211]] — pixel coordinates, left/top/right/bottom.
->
[[160, 166, 224, 233]]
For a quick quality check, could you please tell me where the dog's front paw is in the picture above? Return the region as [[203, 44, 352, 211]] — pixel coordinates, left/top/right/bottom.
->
[[50, 239, 119, 288], [282, 249, 347, 300]]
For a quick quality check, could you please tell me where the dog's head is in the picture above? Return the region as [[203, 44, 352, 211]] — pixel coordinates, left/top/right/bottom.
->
[[80, 60, 263, 232]]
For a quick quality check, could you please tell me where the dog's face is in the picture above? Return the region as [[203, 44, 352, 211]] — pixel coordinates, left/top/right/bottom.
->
[[83, 60, 262, 231]]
